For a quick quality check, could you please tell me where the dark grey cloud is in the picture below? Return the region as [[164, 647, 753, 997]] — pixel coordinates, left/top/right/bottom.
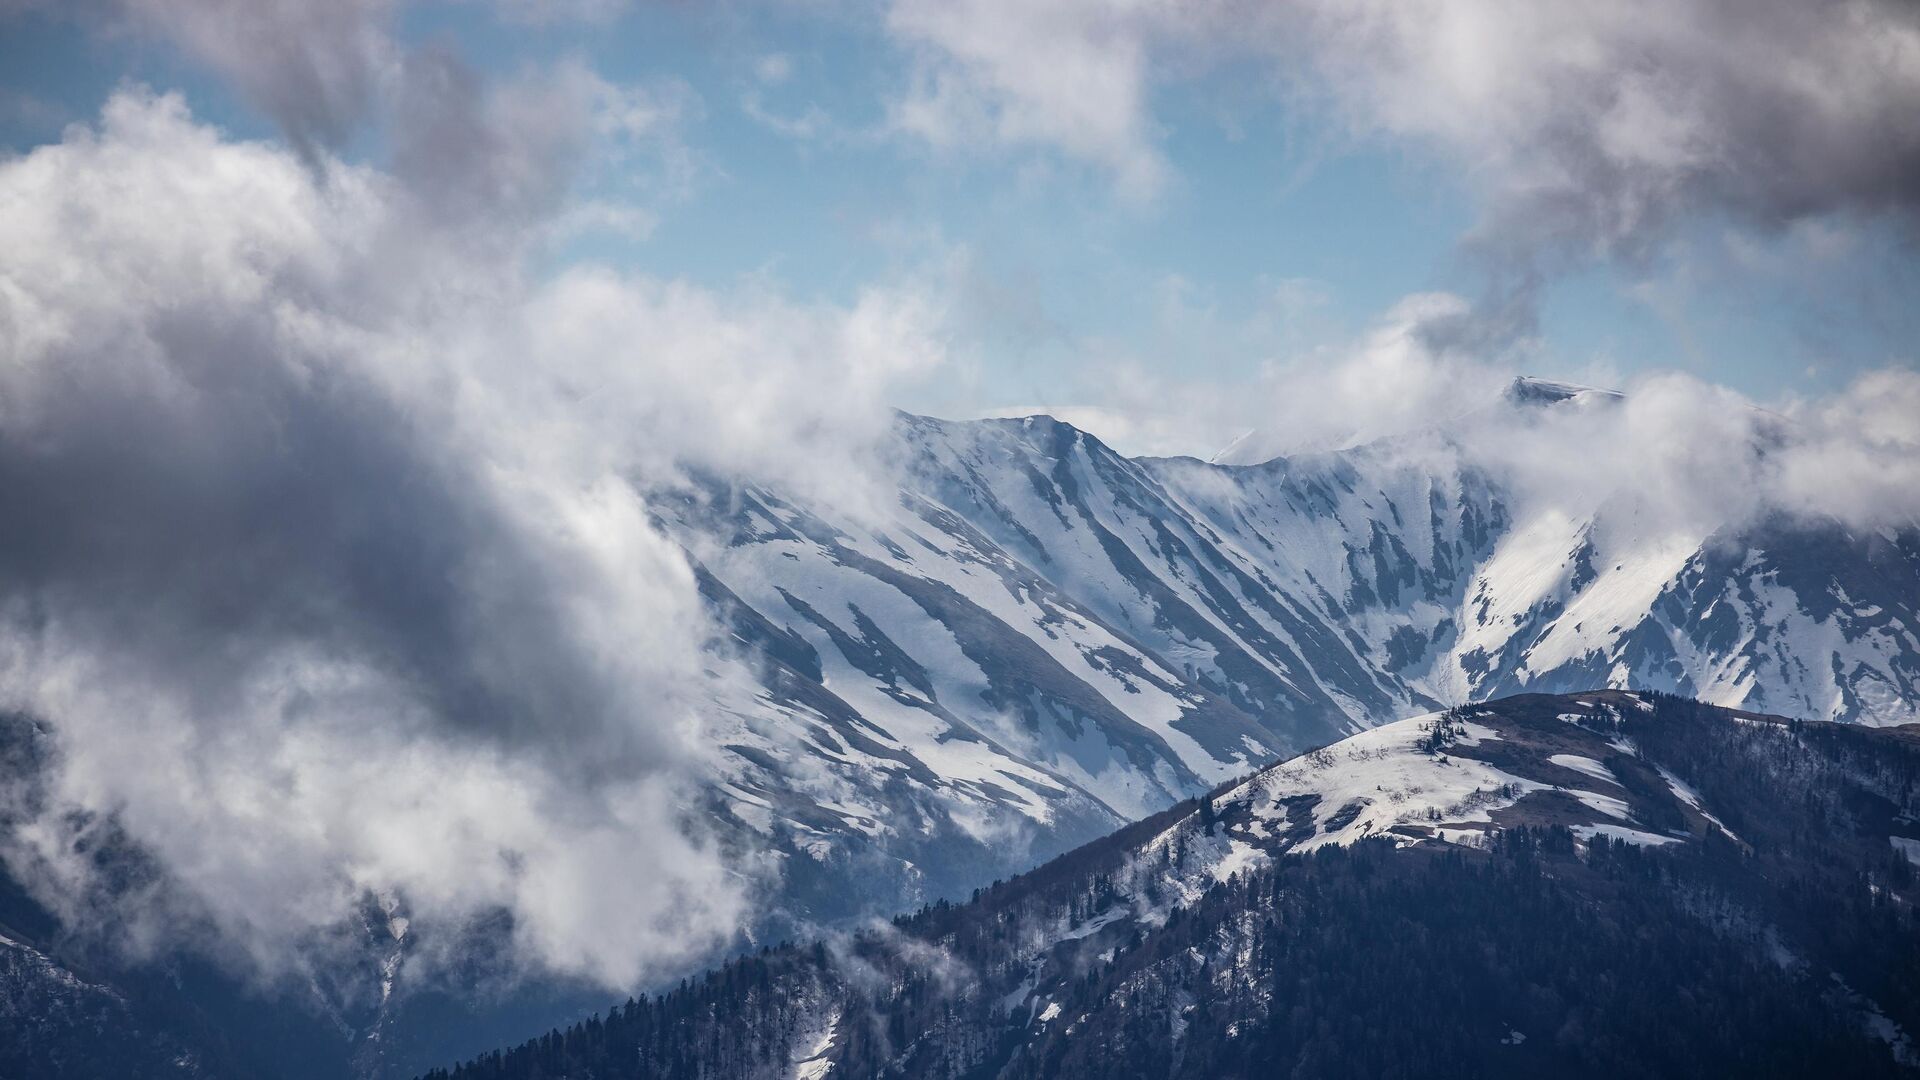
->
[[390, 46, 593, 231], [0, 88, 727, 981], [886, 0, 1920, 271], [0, 86, 946, 987], [116, 0, 397, 160], [1310, 0, 1920, 263]]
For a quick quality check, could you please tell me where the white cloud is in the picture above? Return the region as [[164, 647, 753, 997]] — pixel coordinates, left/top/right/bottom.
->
[[1226, 292, 1520, 458], [0, 88, 947, 989], [94, 0, 665, 162], [1272, 321, 1920, 540], [886, 0, 1173, 200], [997, 290, 1523, 461], [1774, 369, 1920, 528], [742, 91, 838, 143], [991, 282, 1919, 544]]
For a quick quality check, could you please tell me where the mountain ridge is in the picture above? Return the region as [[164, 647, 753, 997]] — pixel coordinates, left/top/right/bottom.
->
[[418, 690, 1920, 1079], [665, 398, 1919, 941], [1, 391, 1917, 1077]]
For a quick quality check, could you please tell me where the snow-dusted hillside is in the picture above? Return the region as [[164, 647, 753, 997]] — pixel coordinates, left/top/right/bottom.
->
[[1153, 690, 1742, 897], [431, 691, 1920, 1080]]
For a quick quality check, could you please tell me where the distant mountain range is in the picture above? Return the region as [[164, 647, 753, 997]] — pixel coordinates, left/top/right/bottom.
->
[[2, 377, 1918, 1076], [658, 375, 1918, 938]]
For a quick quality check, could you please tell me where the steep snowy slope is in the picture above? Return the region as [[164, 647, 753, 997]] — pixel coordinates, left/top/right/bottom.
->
[[646, 382, 1918, 948], [1469, 513, 1920, 724], [628, 380, 1920, 946], [643, 412, 1512, 929], [1174, 379, 1919, 728]]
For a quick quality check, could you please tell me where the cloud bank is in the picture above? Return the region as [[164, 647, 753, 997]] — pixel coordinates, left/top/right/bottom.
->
[[1278, 0, 1920, 279], [0, 86, 944, 989], [1023, 281, 1918, 547], [1188, 298, 1920, 541]]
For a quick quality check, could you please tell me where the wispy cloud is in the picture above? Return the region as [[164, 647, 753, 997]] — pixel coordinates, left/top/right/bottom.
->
[[885, 0, 1170, 201], [880, 0, 1920, 325]]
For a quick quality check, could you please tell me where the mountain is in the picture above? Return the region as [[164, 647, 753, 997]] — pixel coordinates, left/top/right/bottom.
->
[[421, 690, 1920, 1079], [2, 379, 1918, 1076], [662, 380, 1920, 938]]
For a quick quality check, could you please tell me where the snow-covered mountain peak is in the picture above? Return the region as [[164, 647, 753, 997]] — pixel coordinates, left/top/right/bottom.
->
[[1501, 375, 1625, 408], [644, 405, 1919, 941]]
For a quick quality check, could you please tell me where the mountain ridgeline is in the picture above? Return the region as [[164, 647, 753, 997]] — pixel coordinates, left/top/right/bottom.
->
[[3, 384, 1920, 1077], [666, 380, 1920, 938], [423, 691, 1920, 1079]]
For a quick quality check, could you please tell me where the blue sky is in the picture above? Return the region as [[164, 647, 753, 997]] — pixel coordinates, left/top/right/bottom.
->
[[4, 0, 1915, 455]]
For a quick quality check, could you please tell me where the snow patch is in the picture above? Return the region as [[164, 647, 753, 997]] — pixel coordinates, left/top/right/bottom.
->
[[1548, 753, 1617, 785], [1213, 838, 1269, 882], [1658, 766, 1740, 841], [791, 1006, 841, 1080], [1572, 824, 1681, 848], [1221, 712, 1544, 852]]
